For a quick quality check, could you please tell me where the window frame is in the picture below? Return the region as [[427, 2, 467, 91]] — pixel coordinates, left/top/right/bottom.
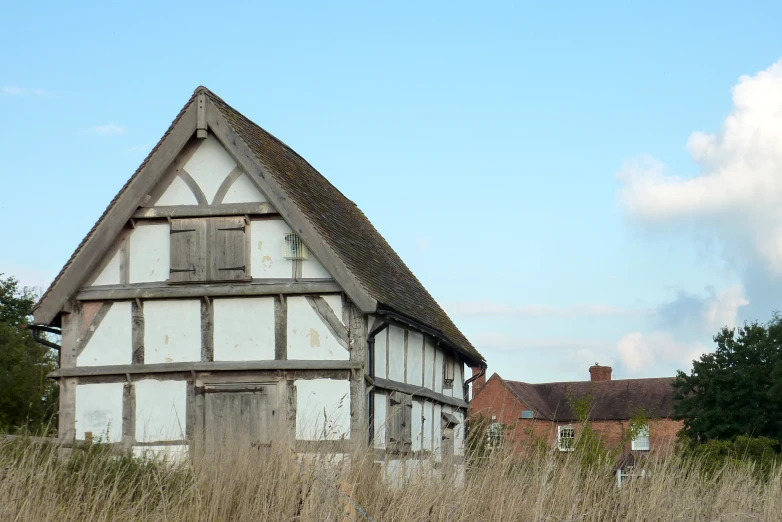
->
[[631, 424, 650, 451], [557, 425, 575, 452]]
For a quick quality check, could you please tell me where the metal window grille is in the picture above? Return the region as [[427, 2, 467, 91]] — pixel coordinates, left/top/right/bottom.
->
[[558, 425, 575, 452], [283, 233, 308, 260]]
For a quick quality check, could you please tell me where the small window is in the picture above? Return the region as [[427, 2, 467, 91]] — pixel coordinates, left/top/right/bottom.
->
[[487, 422, 504, 450], [520, 410, 535, 419], [631, 424, 650, 451], [169, 217, 248, 283], [283, 233, 308, 260], [443, 355, 455, 388], [558, 425, 575, 452]]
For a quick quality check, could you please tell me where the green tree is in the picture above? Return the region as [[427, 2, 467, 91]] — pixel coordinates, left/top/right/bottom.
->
[[0, 274, 58, 433], [673, 315, 782, 443]]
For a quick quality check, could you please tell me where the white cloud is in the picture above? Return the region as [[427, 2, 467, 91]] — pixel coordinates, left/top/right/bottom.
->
[[618, 59, 782, 276], [90, 123, 126, 136], [446, 300, 649, 318], [702, 285, 749, 331], [617, 332, 708, 375], [2, 86, 47, 96]]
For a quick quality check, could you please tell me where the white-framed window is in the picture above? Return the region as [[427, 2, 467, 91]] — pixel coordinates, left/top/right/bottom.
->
[[487, 422, 504, 450], [557, 425, 575, 452], [631, 424, 650, 451]]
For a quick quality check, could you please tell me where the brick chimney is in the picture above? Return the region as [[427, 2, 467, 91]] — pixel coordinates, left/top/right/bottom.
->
[[471, 366, 487, 397], [589, 363, 612, 382]]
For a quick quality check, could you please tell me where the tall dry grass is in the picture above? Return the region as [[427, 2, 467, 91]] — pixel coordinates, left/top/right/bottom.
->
[[1, 437, 781, 521]]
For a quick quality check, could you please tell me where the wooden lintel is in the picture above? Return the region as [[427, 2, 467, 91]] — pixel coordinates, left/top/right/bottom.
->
[[367, 376, 469, 409], [131, 203, 277, 219], [76, 281, 342, 301], [49, 359, 363, 379]]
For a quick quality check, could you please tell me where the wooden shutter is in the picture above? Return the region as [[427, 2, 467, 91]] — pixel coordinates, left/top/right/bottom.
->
[[210, 217, 248, 281], [169, 219, 207, 282], [388, 392, 413, 452]]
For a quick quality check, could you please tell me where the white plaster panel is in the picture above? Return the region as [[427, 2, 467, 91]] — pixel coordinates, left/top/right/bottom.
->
[[135, 380, 187, 442], [456, 363, 464, 392], [301, 253, 332, 279], [155, 175, 199, 206], [213, 298, 275, 361], [75, 383, 124, 442], [388, 326, 405, 382], [133, 445, 188, 464], [184, 135, 237, 204], [287, 296, 348, 360], [406, 331, 423, 386], [411, 399, 423, 452], [422, 401, 433, 451], [385, 459, 404, 488], [129, 224, 170, 283], [433, 347, 443, 393], [433, 403, 443, 461], [374, 328, 388, 378], [143, 300, 201, 363], [221, 172, 266, 204], [250, 219, 293, 278], [91, 249, 121, 286], [373, 392, 387, 449], [295, 379, 350, 440], [77, 302, 132, 367], [423, 338, 435, 390], [454, 410, 465, 456]]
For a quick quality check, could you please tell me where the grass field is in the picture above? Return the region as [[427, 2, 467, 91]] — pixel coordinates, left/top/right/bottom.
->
[[2, 437, 781, 521]]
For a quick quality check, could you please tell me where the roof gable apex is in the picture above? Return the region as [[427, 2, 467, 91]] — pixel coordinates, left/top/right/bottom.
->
[[34, 94, 199, 325]]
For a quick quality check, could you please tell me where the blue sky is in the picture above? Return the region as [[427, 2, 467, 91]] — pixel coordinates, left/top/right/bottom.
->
[[3, 1, 782, 383]]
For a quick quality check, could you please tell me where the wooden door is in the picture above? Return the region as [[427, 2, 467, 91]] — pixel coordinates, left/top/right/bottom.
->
[[202, 383, 277, 456]]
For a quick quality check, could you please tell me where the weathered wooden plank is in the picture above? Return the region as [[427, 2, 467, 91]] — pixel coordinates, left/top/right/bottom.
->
[[204, 98, 377, 313], [347, 301, 368, 447], [144, 139, 205, 207], [211, 166, 243, 205], [132, 202, 277, 219], [210, 216, 247, 281], [367, 376, 469, 409], [293, 439, 351, 453], [275, 295, 287, 360], [169, 218, 208, 283], [306, 296, 348, 350], [122, 382, 136, 449], [201, 298, 214, 362], [49, 360, 363, 378], [196, 92, 208, 138], [34, 101, 198, 326], [76, 281, 343, 301], [119, 238, 129, 285], [75, 302, 112, 358], [131, 300, 144, 364]]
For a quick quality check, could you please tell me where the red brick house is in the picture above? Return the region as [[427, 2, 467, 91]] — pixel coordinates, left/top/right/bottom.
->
[[469, 364, 683, 458]]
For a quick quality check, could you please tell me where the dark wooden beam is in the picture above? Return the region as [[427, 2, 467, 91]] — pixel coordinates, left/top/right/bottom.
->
[[76, 281, 342, 301], [49, 359, 363, 379], [131, 202, 277, 219], [367, 376, 468, 409]]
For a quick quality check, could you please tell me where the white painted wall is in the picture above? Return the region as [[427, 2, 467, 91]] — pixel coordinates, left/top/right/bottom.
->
[[287, 296, 348, 360], [422, 401, 433, 451], [374, 392, 387, 449], [144, 300, 201, 363], [411, 399, 423, 452], [406, 331, 423, 386], [184, 135, 237, 204], [295, 379, 350, 440], [423, 338, 435, 389], [129, 224, 170, 283], [135, 379, 187, 442], [133, 445, 188, 464], [155, 176, 199, 206], [454, 410, 465, 456], [222, 172, 266, 204], [301, 253, 332, 279], [374, 328, 387, 378], [91, 249, 121, 286], [433, 348, 444, 394], [75, 383, 124, 442], [388, 326, 405, 382], [250, 219, 294, 278], [213, 297, 275, 361], [78, 302, 132, 366]]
